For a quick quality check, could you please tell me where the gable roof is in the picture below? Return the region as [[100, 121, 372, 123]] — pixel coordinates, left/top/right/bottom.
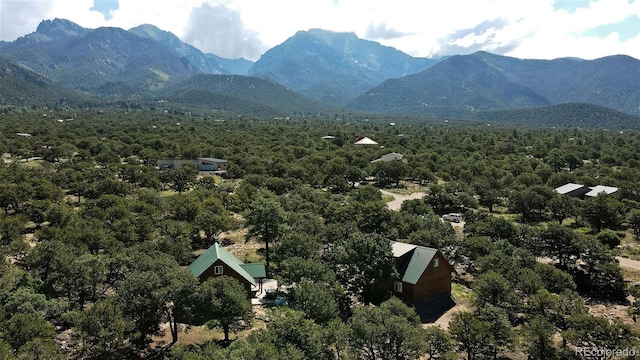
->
[[187, 243, 256, 286], [354, 137, 378, 145], [390, 241, 439, 285]]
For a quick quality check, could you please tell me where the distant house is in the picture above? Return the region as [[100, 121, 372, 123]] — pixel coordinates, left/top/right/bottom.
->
[[585, 185, 618, 197], [34, 142, 55, 150], [157, 157, 227, 172], [383, 241, 454, 304], [187, 243, 266, 298], [555, 183, 618, 199], [354, 137, 378, 145], [554, 183, 590, 198], [371, 153, 405, 163]]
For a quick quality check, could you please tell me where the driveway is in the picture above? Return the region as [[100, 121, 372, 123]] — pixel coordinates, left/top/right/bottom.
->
[[539, 256, 640, 271], [617, 256, 640, 271], [380, 189, 426, 211], [251, 278, 279, 306]]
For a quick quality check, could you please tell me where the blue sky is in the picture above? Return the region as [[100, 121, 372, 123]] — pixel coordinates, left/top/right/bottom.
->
[[553, 0, 592, 12], [580, 15, 640, 42], [1, 0, 638, 61], [90, 0, 119, 20]]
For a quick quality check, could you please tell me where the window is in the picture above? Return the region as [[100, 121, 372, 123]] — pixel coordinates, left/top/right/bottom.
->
[[433, 258, 440, 268], [394, 281, 403, 293], [214, 265, 223, 275]]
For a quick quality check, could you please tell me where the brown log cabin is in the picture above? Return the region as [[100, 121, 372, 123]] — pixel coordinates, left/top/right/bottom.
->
[[385, 241, 454, 304]]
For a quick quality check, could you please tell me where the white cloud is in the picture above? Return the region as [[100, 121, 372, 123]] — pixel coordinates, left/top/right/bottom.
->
[[106, 0, 198, 35], [182, 3, 266, 59], [0, 0, 55, 40]]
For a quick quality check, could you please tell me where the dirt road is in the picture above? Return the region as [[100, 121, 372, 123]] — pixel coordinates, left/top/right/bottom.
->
[[617, 256, 640, 271], [380, 189, 426, 211], [379, 188, 640, 271]]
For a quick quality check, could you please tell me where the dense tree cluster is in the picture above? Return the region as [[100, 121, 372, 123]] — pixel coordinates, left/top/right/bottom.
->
[[1, 106, 639, 358]]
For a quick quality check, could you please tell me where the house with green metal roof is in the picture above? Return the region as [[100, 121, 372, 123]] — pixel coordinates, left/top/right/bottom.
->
[[387, 241, 454, 304], [187, 243, 266, 297]]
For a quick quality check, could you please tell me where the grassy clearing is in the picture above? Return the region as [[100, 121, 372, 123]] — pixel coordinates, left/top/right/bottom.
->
[[381, 194, 394, 203], [451, 283, 475, 305], [153, 322, 258, 348], [492, 213, 519, 222], [232, 245, 263, 264], [220, 229, 247, 245], [21, 159, 44, 168], [222, 229, 264, 263], [158, 189, 178, 197], [616, 245, 640, 261], [382, 182, 425, 195], [613, 230, 640, 260], [196, 174, 223, 183]]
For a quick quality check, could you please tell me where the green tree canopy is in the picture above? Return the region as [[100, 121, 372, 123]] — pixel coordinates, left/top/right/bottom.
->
[[245, 193, 286, 269], [332, 232, 397, 305], [581, 193, 624, 232], [347, 298, 426, 360], [194, 276, 253, 342]]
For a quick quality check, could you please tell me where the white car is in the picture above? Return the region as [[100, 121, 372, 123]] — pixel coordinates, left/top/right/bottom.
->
[[442, 213, 463, 223]]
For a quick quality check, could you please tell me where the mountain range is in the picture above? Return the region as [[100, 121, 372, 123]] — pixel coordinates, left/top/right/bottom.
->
[[247, 29, 438, 105], [1, 18, 639, 128], [349, 51, 640, 118]]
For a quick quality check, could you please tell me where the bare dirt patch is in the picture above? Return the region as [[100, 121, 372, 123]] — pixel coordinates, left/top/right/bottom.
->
[[587, 301, 639, 332], [152, 323, 222, 348], [422, 283, 474, 330], [152, 312, 267, 348], [25, 233, 36, 247], [584, 268, 640, 333], [427, 302, 471, 331]]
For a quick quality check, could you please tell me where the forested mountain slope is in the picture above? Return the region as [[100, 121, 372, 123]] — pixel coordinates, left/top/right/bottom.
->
[[349, 51, 640, 117], [249, 29, 439, 105]]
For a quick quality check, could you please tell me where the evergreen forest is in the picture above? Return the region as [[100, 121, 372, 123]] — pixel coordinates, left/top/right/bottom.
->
[[1, 105, 640, 359]]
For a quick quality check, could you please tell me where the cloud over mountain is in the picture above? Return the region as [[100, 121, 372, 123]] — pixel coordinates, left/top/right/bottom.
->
[[182, 3, 267, 60]]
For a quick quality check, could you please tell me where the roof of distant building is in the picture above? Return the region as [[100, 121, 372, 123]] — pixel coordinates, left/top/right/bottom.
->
[[354, 137, 378, 145], [554, 183, 586, 194], [586, 185, 619, 197], [372, 153, 404, 163], [198, 157, 227, 163]]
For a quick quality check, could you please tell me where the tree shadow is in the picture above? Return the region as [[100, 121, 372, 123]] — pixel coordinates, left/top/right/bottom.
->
[[412, 294, 456, 324]]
